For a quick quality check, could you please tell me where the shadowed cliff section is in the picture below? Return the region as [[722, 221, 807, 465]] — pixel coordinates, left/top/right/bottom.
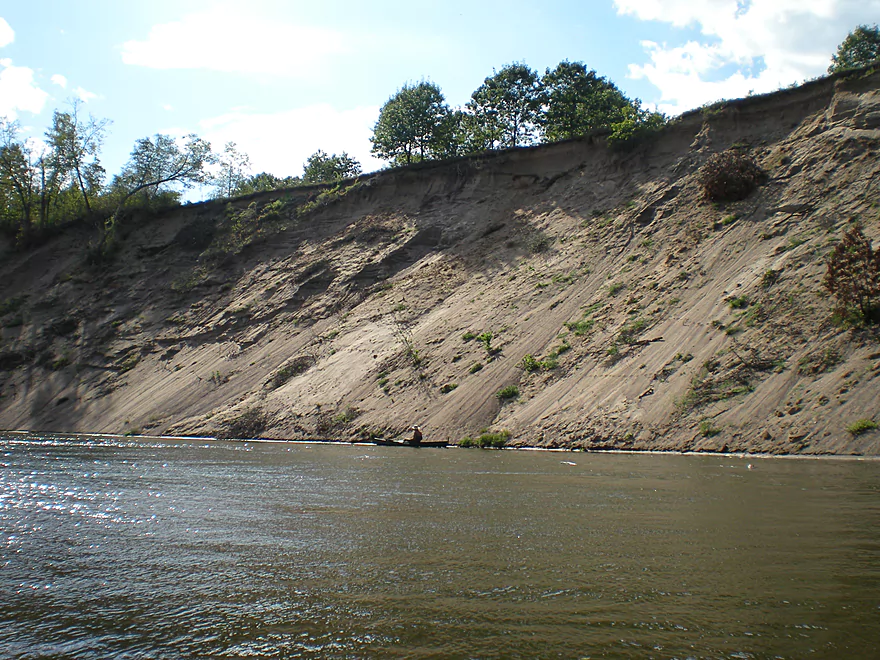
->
[[1, 69, 879, 455]]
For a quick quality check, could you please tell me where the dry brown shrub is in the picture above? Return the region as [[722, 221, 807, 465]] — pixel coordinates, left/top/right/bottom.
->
[[699, 150, 767, 202]]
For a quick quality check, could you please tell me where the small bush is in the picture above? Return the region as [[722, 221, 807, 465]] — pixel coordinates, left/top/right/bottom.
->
[[220, 408, 266, 439], [478, 430, 510, 448], [0, 296, 26, 317], [270, 356, 313, 388], [761, 269, 781, 289], [617, 318, 648, 345], [440, 383, 458, 394], [729, 295, 749, 309], [823, 223, 880, 325], [51, 356, 71, 371], [521, 354, 540, 372], [332, 406, 360, 426], [847, 419, 878, 436], [529, 234, 552, 253], [699, 420, 722, 437], [565, 318, 594, 336], [496, 385, 519, 400], [469, 362, 483, 373], [462, 331, 476, 341], [460, 430, 511, 449], [699, 149, 767, 202], [521, 354, 558, 372]]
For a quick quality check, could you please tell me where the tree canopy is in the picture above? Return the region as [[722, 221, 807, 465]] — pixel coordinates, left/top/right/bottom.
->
[[466, 63, 543, 149], [302, 150, 362, 184], [541, 61, 632, 142], [213, 141, 251, 198], [231, 172, 301, 196], [829, 24, 880, 73], [371, 81, 453, 166], [45, 101, 111, 214]]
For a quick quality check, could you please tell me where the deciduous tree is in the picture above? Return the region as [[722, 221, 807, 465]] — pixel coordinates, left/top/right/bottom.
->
[[371, 81, 452, 165], [466, 63, 543, 148], [541, 61, 632, 141], [213, 141, 251, 198], [232, 172, 301, 196], [302, 150, 361, 184], [45, 100, 110, 214], [0, 120, 36, 243], [829, 24, 880, 73]]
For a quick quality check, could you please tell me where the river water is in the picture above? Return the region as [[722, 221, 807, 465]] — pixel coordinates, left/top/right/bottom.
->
[[1, 434, 879, 658]]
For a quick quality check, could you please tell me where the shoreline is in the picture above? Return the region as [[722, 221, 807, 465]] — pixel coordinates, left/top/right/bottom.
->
[[3, 429, 878, 461]]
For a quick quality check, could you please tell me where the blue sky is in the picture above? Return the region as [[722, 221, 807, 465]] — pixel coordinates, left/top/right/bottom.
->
[[1, 1, 877, 194]]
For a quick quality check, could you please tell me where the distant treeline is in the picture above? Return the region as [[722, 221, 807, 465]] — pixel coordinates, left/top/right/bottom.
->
[[2, 22, 876, 251]]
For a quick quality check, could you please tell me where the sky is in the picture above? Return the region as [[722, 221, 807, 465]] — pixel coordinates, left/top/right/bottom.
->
[[1, 0, 877, 196]]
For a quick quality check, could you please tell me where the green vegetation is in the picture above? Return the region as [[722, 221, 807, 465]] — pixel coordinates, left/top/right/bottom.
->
[[118, 353, 140, 373], [469, 362, 484, 373], [797, 348, 840, 375], [302, 150, 361, 184], [823, 223, 880, 325], [476, 331, 499, 356], [368, 59, 665, 166], [677, 358, 753, 412], [606, 102, 667, 149], [550, 339, 571, 356], [496, 385, 519, 400], [51, 355, 71, 371], [699, 420, 722, 437], [565, 318, 594, 336], [332, 406, 360, 426], [729, 295, 749, 309], [608, 282, 625, 296], [462, 331, 477, 341], [221, 408, 266, 440], [541, 61, 633, 141], [616, 317, 648, 345], [467, 63, 543, 149], [521, 354, 558, 373], [828, 24, 880, 73], [370, 81, 457, 165], [761, 269, 781, 289], [459, 429, 510, 449], [0, 296, 26, 316], [270, 356, 313, 388], [213, 142, 251, 197], [846, 418, 878, 436], [440, 383, 459, 394]]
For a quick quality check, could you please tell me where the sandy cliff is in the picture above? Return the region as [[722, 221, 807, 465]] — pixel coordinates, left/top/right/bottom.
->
[[1, 69, 879, 454]]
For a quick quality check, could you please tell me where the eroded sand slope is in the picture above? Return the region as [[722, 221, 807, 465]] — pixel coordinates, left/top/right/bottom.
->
[[1, 70, 879, 454]]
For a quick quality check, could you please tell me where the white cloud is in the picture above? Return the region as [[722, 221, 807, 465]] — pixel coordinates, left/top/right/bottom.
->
[[51, 73, 67, 88], [121, 7, 349, 77], [73, 86, 98, 102], [0, 17, 13, 48], [615, 0, 880, 114], [162, 103, 173, 111], [0, 58, 49, 120], [198, 104, 384, 178]]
